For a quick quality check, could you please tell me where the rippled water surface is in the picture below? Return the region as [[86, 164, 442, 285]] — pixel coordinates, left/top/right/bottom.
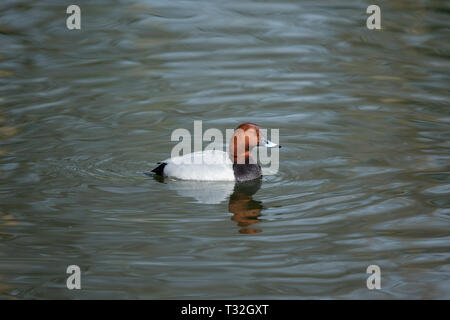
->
[[0, 0, 449, 299]]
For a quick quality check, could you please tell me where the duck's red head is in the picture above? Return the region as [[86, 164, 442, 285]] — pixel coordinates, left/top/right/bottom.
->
[[229, 123, 261, 164]]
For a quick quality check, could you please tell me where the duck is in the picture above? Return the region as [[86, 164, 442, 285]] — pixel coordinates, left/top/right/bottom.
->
[[147, 123, 280, 182]]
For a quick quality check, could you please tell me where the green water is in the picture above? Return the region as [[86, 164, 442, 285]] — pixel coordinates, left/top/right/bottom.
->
[[0, 0, 449, 299]]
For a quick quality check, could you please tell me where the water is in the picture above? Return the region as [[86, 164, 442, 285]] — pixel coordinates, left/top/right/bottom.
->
[[0, 0, 449, 299]]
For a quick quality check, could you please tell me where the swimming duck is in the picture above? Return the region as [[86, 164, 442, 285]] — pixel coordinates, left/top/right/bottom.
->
[[148, 123, 279, 182]]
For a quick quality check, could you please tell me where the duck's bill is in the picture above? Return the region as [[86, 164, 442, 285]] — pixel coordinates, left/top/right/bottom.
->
[[265, 139, 280, 148], [260, 134, 281, 148]]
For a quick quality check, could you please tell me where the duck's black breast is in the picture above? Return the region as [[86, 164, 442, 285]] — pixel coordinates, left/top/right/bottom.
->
[[233, 164, 262, 182]]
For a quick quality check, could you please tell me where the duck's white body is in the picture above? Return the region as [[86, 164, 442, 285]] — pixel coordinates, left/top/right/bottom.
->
[[162, 150, 235, 181]]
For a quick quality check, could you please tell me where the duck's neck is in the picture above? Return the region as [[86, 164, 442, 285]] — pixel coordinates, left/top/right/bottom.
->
[[231, 151, 252, 164]]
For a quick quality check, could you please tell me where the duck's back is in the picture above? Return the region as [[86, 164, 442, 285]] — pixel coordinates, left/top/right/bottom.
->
[[163, 150, 235, 181]]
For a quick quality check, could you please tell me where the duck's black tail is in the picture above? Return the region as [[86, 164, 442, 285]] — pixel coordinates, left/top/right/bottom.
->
[[146, 162, 167, 176]]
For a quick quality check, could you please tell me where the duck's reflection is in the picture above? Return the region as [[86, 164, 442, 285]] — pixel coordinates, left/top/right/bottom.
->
[[162, 179, 235, 204], [228, 179, 263, 234], [149, 175, 263, 233]]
